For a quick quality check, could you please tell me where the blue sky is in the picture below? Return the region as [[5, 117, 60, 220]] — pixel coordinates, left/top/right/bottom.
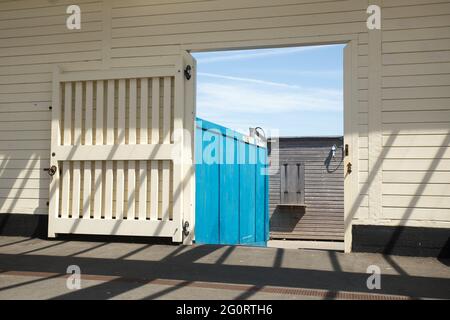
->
[[193, 44, 344, 137]]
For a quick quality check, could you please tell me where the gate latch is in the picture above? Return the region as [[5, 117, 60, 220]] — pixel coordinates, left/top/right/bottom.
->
[[44, 165, 57, 177], [184, 65, 192, 80], [183, 221, 190, 236]]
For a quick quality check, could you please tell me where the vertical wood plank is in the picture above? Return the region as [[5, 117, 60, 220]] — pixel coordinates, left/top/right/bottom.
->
[[48, 66, 61, 237], [93, 81, 104, 219], [72, 161, 81, 218], [138, 161, 147, 220], [150, 78, 160, 220], [83, 81, 93, 218], [129, 78, 137, 144], [106, 80, 115, 145], [61, 162, 71, 219], [150, 161, 159, 221], [163, 77, 171, 144], [139, 78, 149, 220], [71, 82, 83, 218], [140, 78, 148, 145], [117, 79, 126, 144], [151, 78, 160, 144], [129, 79, 137, 219], [104, 161, 113, 219], [85, 81, 93, 145], [161, 77, 171, 221], [104, 80, 115, 219], [115, 79, 126, 220], [63, 82, 72, 145], [116, 161, 125, 219], [95, 80, 104, 145], [73, 82, 82, 145], [127, 160, 136, 219], [93, 161, 102, 219]]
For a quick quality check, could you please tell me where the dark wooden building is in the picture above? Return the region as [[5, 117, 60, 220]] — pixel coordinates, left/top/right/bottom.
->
[[268, 137, 344, 241]]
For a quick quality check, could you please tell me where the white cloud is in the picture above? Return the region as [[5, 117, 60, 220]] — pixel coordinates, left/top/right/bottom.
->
[[195, 46, 326, 64], [197, 75, 342, 115]]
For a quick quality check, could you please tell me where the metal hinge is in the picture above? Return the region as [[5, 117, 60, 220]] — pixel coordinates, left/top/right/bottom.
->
[[184, 65, 192, 80]]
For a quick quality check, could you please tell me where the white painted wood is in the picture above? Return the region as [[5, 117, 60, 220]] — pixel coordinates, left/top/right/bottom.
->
[[71, 82, 83, 219], [116, 79, 126, 220], [104, 80, 115, 220], [61, 162, 71, 219], [48, 66, 61, 237], [93, 161, 103, 219], [93, 80, 104, 220], [151, 78, 160, 144], [127, 160, 136, 219], [139, 78, 149, 220], [138, 161, 147, 220], [104, 160, 114, 219], [53, 144, 177, 161], [161, 77, 172, 221], [82, 161, 92, 219], [51, 217, 179, 237], [150, 161, 159, 221], [140, 78, 149, 144], [115, 160, 125, 220], [63, 82, 72, 146]]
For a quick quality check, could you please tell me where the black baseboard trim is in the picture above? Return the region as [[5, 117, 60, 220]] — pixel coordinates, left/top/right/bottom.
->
[[0, 213, 48, 238], [352, 225, 450, 259]]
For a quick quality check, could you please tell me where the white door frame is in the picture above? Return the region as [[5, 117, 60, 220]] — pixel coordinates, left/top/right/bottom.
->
[[185, 35, 359, 252]]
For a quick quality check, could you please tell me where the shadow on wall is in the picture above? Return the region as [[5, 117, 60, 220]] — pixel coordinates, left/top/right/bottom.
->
[[270, 206, 305, 234]]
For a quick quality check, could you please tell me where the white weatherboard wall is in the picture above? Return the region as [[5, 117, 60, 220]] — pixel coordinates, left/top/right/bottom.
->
[[0, 0, 449, 241]]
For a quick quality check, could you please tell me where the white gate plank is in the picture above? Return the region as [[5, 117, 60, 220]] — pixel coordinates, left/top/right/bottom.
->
[[63, 82, 72, 145], [73, 82, 82, 145], [128, 79, 137, 219], [93, 162, 102, 219], [138, 161, 147, 220], [82, 81, 93, 218], [105, 161, 113, 219], [93, 80, 104, 219], [115, 79, 126, 220], [150, 78, 160, 220], [71, 82, 83, 218], [48, 66, 61, 236], [129, 78, 137, 144], [95, 80, 104, 146], [150, 161, 159, 221], [151, 78, 160, 144], [104, 80, 115, 219], [127, 161, 136, 219], [61, 161, 71, 219], [162, 77, 171, 221], [139, 78, 148, 220], [140, 78, 148, 145], [116, 160, 125, 220]]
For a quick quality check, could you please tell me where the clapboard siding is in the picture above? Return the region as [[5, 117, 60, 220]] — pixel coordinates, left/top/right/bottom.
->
[[0, 0, 104, 214], [379, 0, 450, 223], [0, 0, 448, 238], [269, 137, 344, 241]]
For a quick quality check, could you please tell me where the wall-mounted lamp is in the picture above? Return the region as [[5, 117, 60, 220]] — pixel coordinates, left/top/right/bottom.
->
[[331, 144, 337, 158]]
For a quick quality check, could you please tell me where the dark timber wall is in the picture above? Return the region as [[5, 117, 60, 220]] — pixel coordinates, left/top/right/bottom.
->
[[268, 137, 344, 241]]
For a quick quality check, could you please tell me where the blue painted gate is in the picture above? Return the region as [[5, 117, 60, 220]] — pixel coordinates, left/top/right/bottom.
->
[[195, 118, 269, 246]]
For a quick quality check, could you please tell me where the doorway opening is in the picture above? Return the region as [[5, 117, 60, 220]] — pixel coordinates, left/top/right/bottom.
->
[[192, 43, 351, 251]]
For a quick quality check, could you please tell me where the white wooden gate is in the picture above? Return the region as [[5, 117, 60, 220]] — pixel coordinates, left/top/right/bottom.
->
[[47, 55, 195, 242]]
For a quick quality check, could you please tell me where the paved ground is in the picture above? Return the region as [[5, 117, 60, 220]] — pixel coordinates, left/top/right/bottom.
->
[[0, 236, 448, 300]]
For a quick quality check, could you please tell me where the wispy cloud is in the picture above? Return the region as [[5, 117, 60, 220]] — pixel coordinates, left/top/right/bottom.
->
[[198, 72, 301, 89], [197, 78, 342, 115], [195, 46, 325, 64]]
